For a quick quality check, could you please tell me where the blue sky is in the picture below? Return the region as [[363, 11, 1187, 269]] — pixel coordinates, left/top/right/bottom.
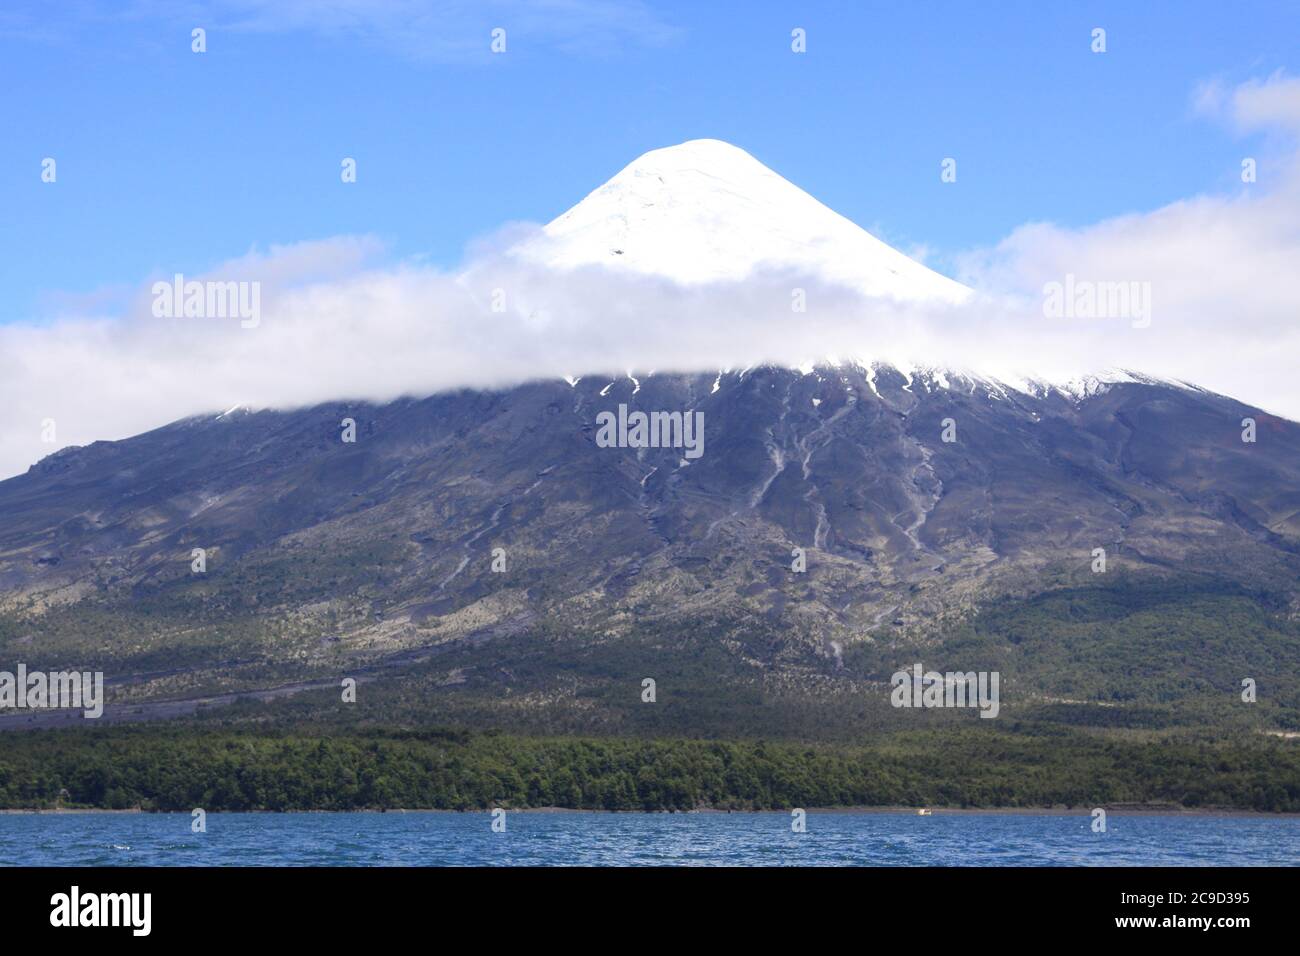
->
[[2, 0, 1296, 324]]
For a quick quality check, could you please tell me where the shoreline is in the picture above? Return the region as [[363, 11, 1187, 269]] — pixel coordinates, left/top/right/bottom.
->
[[5, 805, 1298, 818]]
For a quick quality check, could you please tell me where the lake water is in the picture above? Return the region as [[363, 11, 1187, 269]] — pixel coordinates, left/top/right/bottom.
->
[[2, 811, 1297, 866]]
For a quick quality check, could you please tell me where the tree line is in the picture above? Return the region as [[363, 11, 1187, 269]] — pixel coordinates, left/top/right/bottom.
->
[[1, 725, 1297, 812]]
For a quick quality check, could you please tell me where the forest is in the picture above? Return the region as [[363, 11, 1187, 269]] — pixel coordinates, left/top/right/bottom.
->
[[2, 723, 1297, 812]]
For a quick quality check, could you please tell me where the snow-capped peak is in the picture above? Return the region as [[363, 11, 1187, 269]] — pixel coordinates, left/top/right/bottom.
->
[[519, 138, 970, 304]]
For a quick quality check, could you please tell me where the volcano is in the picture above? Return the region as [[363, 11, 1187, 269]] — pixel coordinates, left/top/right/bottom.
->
[[1, 141, 1298, 736]]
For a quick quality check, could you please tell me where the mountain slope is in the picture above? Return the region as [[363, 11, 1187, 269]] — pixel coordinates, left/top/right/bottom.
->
[[1, 364, 1297, 733]]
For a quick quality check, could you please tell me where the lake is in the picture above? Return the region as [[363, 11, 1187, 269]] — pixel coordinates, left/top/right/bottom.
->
[[2, 811, 1297, 866]]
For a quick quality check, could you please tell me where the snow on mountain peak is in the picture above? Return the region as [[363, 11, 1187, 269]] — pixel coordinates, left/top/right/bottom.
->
[[519, 139, 970, 304]]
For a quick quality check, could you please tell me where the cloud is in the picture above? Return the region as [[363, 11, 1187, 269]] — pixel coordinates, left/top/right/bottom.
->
[[220, 0, 677, 59], [18, 0, 679, 61], [957, 71, 1300, 417], [1196, 70, 1300, 134], [2, 73, 1298, 479]]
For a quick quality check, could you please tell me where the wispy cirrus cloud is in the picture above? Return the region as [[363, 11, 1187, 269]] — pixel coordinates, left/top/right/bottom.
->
[[5, 0, 678, 61], [221, 0, 678, 57]]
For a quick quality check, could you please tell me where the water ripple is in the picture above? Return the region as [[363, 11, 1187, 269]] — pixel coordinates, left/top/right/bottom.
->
[[0, 812, 1296, 866]]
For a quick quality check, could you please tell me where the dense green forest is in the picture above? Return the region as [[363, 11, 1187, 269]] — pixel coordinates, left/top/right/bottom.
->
[[2, 724, 1298, 812]]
